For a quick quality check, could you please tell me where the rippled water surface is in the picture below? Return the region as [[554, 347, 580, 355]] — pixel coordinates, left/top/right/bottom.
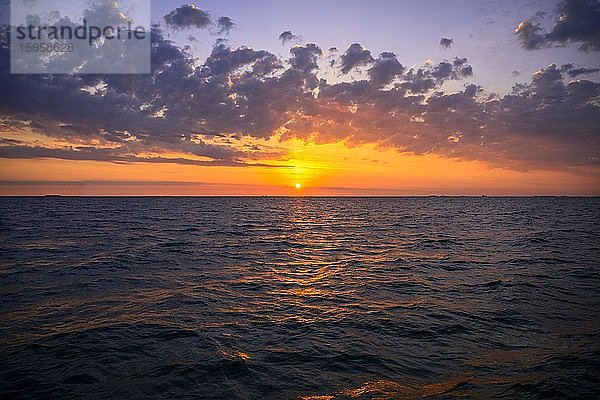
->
[[1, 197, 599, 399]]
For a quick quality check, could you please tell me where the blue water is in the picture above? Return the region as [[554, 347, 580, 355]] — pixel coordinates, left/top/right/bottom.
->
[[1, 197, 599, 399]]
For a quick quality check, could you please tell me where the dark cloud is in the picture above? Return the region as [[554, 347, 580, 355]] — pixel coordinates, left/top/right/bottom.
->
[[530, 63, 564, 98], [0, 145, 275, 167], [563, 65, 600, 77], [453, 57, 467, 66], [368, 52, 404, 86], [439, 37, 454, 49], [560, 63, 574, 72], [560, 62, 600, 77], [485, 65, 600, 166], [164, 4, 211, 30], [202, 41, 281, 76], [516, 0, 600, 51], [515, 20, 546, 50], [0, 138, 23, 145], [431, 60, 473, 81], [0, 21, 597, 171], [216, 16, 235, 35], [546, 0, 600, 51], [289, 43, 322, 73], [0, 25, 283, 163], [340, 43, 375, 74], [461, 65, 474, 77], [279, 30, 301, 45]]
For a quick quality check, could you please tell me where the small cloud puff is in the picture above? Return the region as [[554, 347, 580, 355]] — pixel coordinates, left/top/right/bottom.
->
[[216, 16, 235, 35], [439, 37, 454, 49], [164, 4, 211, 30], [279, 30, 301, 45]]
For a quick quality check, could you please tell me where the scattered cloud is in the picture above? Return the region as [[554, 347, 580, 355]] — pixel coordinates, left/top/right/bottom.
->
[[515, 20, 546, 50], [279, 30, 301, 45], [164, 4, 211, 30], [368, 52, 404, 86], [0, 20, 598, 171], [439, 37, 454, 49], [515, 0, 600, 51], [289, 43, 322, 73], [0, 144, 258, 167], [340, 43, 375, 74], [561, 64, 600, 77], [216, 16, 235, 35]]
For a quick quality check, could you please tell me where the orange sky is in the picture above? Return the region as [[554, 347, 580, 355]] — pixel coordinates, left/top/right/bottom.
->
[[1, 136, 598, 196], [1, 0, 599, 196]]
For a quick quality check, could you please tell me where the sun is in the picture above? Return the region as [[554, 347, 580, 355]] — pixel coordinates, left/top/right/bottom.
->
[[295, 182, 302, 189]]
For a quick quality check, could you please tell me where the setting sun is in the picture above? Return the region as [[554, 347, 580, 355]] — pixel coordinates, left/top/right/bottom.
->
[[1, 1, 599, 399]]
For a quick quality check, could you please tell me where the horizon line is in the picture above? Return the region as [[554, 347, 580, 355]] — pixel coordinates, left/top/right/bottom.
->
[[1, 194, 599, 198]]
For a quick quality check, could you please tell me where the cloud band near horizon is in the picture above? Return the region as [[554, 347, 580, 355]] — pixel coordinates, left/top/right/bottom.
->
[[0, 1, 599, 174]]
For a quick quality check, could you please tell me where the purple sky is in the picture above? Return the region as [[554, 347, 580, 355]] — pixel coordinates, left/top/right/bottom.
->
[[0, 0, 598, 194], [153, 0, 599, 95]]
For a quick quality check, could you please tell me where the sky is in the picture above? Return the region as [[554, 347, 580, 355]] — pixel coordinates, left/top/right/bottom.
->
[[0, 0, 599, 195]]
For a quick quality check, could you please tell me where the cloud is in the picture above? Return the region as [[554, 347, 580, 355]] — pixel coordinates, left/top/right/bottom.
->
[[279, 30, 301, 45], [439, 37, 454, 49], [515, 20, 546, 50], [368, 52, 404, 86], [0, 145, 276, 167], [568, 67, 600, 77], [216, 16, 235, 35], [0, 22, 598, 172], [340, 43, 375, 74], [428, 59, 473, 82], [164, 4, 211, 30], [289, 43, 322, 73], [560, 62, 600, 77], [516, 0, 600, 51], [202, 40, 281, 76]]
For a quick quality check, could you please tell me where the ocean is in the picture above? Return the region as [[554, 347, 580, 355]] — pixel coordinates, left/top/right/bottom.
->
[[1, 197, 599, 399]]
